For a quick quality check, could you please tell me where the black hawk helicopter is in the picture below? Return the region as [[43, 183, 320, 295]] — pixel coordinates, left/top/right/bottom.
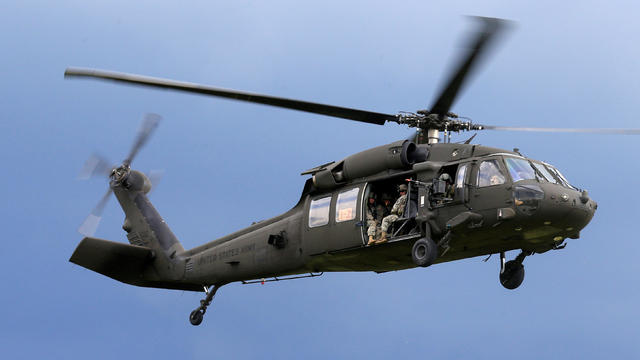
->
[[66, 17, 639, 326]]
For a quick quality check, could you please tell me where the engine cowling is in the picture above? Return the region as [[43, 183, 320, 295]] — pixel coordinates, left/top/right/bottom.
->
[[312, 140, 427, 189]]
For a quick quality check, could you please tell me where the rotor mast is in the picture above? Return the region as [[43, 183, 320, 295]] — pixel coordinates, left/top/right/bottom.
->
[[427, 129, 439, 144]]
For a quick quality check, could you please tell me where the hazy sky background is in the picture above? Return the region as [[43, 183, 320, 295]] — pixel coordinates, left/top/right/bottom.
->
[[1, 1, 639, 359]]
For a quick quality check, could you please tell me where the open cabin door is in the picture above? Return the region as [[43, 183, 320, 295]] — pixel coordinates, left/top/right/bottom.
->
[[361, 178, 420, 242]]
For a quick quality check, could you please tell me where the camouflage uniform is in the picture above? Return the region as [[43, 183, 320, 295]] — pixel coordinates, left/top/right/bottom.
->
[[377, 202, 391, 221], [366, 201, 390, 237], [379, 194, 393, 217], [380, 194, 407, 233], [366, 202, 379, 237]]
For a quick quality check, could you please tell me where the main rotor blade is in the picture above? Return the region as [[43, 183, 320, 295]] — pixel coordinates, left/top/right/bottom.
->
[[482, 125, 640, 134], [65, 68, 398, 126], [123, 113, 161, 167], [78, 187, 112, 237], [429, 17, 510, 116]]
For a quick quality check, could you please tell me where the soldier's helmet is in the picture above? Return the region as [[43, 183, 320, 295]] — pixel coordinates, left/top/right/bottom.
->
[[368, 192, 376, 200], [381, 193, 392, 201], [439, 173, 452, 183], [398, 184, 408, 192]]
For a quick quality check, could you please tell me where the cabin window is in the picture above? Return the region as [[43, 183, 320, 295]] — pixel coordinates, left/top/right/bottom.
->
[[477, 159, 506, 187], [309, 196, 331, 227], [336, 188, 359, 222], [504, 157, 537, 183]]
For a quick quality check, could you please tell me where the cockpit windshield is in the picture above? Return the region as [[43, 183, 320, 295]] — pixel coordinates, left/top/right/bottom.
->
[[504, 157, 537, 183], [547, 165, 575, 189], [530, 160, 576, 189], [530, 162, 559, 184], [503, 156, 576, 189]]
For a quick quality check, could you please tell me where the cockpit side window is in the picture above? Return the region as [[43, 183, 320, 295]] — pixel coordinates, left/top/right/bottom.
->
[[504, 157, 537, 183], [477, 159, 506, 187]]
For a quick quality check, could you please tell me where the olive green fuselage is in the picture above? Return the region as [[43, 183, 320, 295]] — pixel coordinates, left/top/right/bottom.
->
[[71, 142, 595, 291], [172, 142, 595, 288]]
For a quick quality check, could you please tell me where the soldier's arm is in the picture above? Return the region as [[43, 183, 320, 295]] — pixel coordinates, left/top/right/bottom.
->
[[391, 198, 402, 214], [397, 195, 408, 216]]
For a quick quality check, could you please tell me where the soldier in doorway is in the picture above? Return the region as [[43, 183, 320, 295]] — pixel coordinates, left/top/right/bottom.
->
[[366, 192, 379, 246], [379, 193, 393, 217], [377, 184, 408, 244]]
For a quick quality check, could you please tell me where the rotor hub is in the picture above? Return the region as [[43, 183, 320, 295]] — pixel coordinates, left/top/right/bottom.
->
[[110, 165, 131, 184]]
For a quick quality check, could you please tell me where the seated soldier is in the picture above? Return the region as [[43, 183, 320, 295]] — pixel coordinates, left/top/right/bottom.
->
[[377, 184, 408, 244], [369, 193, 392, 243], [378, 193, 392, 221], [366, 192, 379, 246]]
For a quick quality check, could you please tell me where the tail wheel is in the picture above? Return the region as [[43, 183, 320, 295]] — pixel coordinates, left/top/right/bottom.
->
[[412, 238, 438, 267], [189, 308, 204, 326]]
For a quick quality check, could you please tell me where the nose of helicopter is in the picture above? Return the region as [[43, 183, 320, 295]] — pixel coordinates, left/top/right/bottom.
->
[[542, 186, 597, 236], [512, 182, 597, 242], [568, 192, 597, 232]]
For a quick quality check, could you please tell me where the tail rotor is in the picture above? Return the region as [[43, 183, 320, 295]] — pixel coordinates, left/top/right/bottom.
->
[[77, 113, 162, 237]]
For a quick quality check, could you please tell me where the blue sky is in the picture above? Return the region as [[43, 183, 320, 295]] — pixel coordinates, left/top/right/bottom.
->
[[1, 1, 639, 359]]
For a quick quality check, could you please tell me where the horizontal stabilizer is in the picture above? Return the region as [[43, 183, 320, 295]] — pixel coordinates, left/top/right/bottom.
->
[[69, 237, 153, 285]]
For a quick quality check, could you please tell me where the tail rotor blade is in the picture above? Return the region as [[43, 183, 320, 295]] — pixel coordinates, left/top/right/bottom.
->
[[78, 114, 163, 237], [78, 187, 112, 237], [146, 169, 165, 195], [79, 153, 113, 180], [123, 113, 161, 167]]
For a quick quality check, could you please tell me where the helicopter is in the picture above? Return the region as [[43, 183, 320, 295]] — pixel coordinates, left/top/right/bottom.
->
[[66, 17, 639, 326]]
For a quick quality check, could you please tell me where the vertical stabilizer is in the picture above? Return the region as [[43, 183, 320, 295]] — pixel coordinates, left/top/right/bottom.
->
[[111, 169, 185, 280]]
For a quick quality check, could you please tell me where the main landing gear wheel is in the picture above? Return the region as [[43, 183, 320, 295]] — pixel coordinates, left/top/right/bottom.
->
[[412, 238, 438, 267], [188, 284, 222, 326], [499, 251, 528, 290], [500, 260, 525, 289]]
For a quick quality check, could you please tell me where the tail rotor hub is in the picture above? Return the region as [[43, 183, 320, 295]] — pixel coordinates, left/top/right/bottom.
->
[[110, 164, 131, 184]]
